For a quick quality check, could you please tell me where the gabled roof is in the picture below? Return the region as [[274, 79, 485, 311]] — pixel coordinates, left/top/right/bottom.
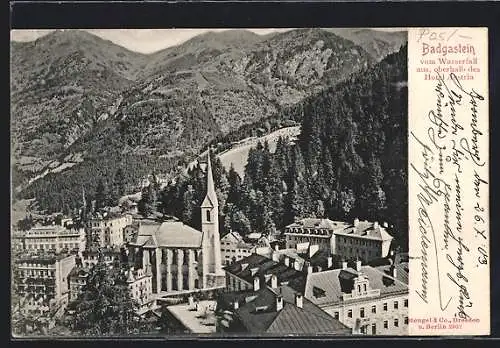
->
[[129, 220, 202, 249], [302, 264, 408, 307], [335, 221, 393, 241], [224, 253, 306, 289], [374, 262, 409, 285], [221, 231, 243, 243], [286, 218, 348, 231], [218, 285, 350, 335]]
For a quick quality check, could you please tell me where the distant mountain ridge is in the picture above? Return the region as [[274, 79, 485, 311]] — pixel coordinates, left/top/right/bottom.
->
[[10, 28, 407, 214]]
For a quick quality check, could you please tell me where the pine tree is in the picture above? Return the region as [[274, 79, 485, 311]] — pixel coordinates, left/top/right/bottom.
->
[[70, 259, 152, 336]]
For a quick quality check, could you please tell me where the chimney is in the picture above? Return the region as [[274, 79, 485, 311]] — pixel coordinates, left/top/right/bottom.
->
[[356, 260, 362, 272], [233, 301, 239, 310], [271, 274, 278, 288], [284, 257, 290, 267], [327, 256, 333, 268], [392, 266, 397, 279], [295, 293, 303, 309], [342, 261, 348, 270], [276, 296, 283, 311], [373, 221, 379, 229], [272, 252, 280, 262], [354, 218, 359, 227], [253, 276, 260, 291], [307, 265, 313, 274], [294, 260, 301, 271]]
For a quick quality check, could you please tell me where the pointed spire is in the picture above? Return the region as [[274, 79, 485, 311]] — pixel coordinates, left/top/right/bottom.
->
[[202, 149, 218, 207]]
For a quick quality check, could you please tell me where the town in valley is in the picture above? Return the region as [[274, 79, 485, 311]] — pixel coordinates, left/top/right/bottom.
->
[[11, 28, 409, 337]]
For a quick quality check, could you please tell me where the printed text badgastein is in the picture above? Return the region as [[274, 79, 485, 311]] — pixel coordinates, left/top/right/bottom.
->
[[422, 43, 476, 57]]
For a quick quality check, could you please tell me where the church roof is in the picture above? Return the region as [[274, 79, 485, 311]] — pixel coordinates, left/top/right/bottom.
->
[[130, 220, 203, 249]]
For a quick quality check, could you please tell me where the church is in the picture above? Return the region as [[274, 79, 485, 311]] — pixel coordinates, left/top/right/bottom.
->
[[127, 152, 224, 295]]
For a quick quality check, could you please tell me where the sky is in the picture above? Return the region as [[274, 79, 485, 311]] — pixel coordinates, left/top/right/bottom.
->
[[10, 28, 402, 54]]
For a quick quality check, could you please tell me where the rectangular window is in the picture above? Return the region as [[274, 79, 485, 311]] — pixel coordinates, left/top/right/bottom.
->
[[394, 319, 399, 327], [384, 320, 388, 329], [394, 301, 399, 309], [360, 308, 365, 318], [371, 305, 376, 313], [371, 323, 376, 335], [206, 210, 211, 222], [334, 312, 339, 320], [383, 302, 388, 311], [404, 317, 409, 325], [404, 299, 408, 307], [348, 309, 352, 318]]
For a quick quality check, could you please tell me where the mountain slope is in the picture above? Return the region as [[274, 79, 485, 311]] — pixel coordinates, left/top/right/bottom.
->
[[10, 30, 148, 180], [326, 28, 407, 61], [12, 28, 377, 214]]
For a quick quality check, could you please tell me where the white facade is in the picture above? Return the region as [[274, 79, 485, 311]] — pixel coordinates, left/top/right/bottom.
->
[[284, 218, 394, 262], [87, 214, 132, 247], [303, 262, 408, 335], [22, 225, 86, 254], [220, 232, 254, 265], [14, 254, 76, 314], [127, 267, 154, 310]]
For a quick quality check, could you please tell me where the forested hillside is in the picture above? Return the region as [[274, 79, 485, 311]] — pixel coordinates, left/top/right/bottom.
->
[[13, 29, 377, 213], [157, 44, 408, 249]]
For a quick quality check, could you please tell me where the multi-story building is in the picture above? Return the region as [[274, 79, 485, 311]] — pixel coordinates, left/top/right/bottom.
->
[[220, 231, 256, 265], [68, 266, 90, 303], [284, 218, 394, 263], [81, 246, 122, 268], [21, 225, 86, 254], [13, 253, 76, 314], [292, 260, 409, 335], [126, 266, 157, 314], [87, 213, 132, 248], [225, 245, 408, 335]]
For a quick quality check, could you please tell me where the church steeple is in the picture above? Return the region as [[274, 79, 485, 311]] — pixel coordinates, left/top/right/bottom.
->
[[201, 150, 218, 208], [200, 148, 223, 285]]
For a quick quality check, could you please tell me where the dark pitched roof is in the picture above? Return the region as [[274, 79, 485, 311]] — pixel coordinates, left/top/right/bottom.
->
[[302, 264, 409, 307], [374, 262, 409, 285], [335, 221, 393, 241], [224, 253, 306, 289], [218, 285, 350, 335]]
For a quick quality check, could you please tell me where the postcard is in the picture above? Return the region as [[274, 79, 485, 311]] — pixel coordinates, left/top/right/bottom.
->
[[9, 27, 489, 337]]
